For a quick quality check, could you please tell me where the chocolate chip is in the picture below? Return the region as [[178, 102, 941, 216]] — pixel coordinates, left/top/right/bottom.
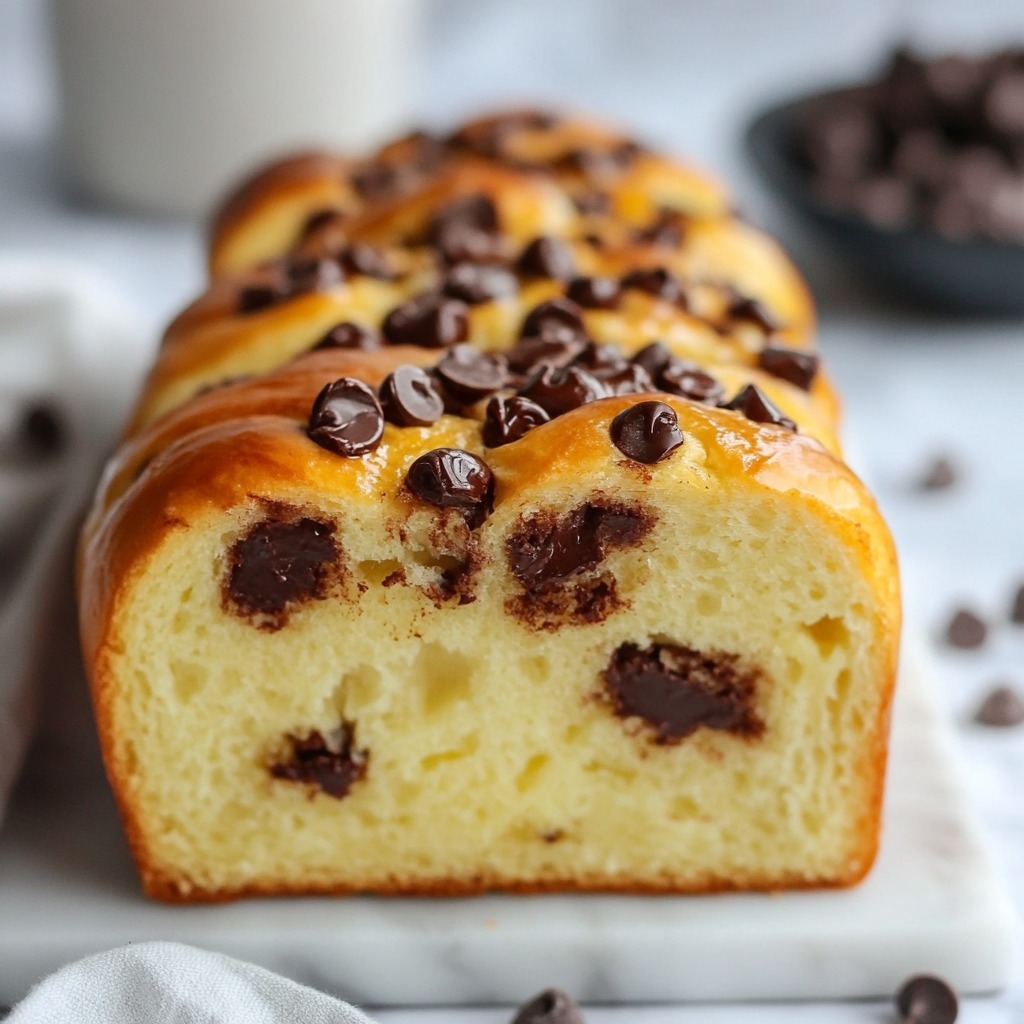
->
[[573, 190, 611, 215], [351, 161, 399, 199], [658, 360, 726, 404], [720, 384, 797, 431], [633, 208, 687, 247], [442, 262, 518, 304], [945, 608, 987, 648], [517, 236, 576, 280], [975, 684, 1024, 727], [603, 642, 763, 743], [895, 974, 959, 1024], [508, 501, 652, 587], [510, 989, 584, 1024], [757, 346, 820, 390], [434, 344, 508, 403], [728, 295, 781, 333], [270, 722, 368, 799], [307, 377, 384, 457], [482, 395, 550, 447], [225, 515, 339, 626], [517, 364, 610, 418], [519, 297, 588, 345], [406, 448, 495, 527], [313, 321, 382, 351], [573, 340, 628, 374], [631, 341, 674, 379], [566, 275, 622, 309], [505, 336, 587, 376], [237, 258, 344, 314], [610, 401, 684, 464], [559, 142, 641, 179], [917, 456, 958, 491], [620, 266, 685, 305], [338, 242, 393, 279], [379, 366, 445, 427], [382, 292, 470, 348], [428, 194, 505, 265], [1011, 583, 1024, 624], [19, 404, 64, 459], [594, 363, 656, 397]]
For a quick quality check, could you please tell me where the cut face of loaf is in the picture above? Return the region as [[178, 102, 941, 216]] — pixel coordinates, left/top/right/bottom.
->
[[80, 349, 899, 901]]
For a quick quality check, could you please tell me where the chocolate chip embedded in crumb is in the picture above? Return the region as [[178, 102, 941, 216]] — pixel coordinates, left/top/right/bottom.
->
[[237, 257, 344, 314], [631, 341, 674, 379], [573, 190, 610, 215], [379, 366, 445, 427], [483, 395, 550, 448], [270, 722, 368, 799], [517, 364, 610, 418], [509, 989, 584, 1024], [505, 336, 587, 375], [307, 377, 384, 457], [975, 684, 1024, 727], [382, 292, 470, 348], [603, 641, 763, 743], [917, 456, 958, 492], [442, 262, 518, 305], [225, 515, 339, 627], [519, 298, 588, 345], [406, 448, 495, 528], [720, 384, 797, 431], [351, 161, 400, 200], [313, 321, 382, 351], [757, 346, 820, 391], [434, 344, 508, 403], [594, 363, 655, 397], [428, 194, 501, 264], [566, 275, 622, 310], [632, 207, 687, 247], [610, 401, 684, 464], [895, 974, 959, 1024], [945, 608, 987, 649], [517, 236, 576, 280], [301, 207, 346, 238]]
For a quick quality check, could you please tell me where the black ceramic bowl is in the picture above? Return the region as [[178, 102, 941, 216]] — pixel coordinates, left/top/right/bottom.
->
[[746, 88, 1024, 315]]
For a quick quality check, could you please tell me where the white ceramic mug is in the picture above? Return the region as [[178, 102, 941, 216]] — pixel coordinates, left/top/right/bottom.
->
[[51, 0, 422, 217]]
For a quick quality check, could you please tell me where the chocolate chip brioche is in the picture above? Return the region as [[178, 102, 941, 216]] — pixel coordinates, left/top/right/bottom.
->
[[79, 110, 900, 902]]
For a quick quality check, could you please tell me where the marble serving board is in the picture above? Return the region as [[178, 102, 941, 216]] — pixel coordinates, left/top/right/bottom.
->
[[0, 637, 1014, 1008]]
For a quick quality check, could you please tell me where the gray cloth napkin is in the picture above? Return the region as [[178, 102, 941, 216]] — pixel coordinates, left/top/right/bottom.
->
[[0, 255, 148, 823], [6, 942, 376, 1024]]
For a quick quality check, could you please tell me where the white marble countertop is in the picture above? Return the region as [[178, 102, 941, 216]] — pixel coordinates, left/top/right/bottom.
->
[[1, 0, 1022, 1019]]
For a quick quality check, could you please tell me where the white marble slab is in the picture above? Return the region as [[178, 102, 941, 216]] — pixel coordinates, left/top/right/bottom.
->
[[0, 637, 1013, 1008]]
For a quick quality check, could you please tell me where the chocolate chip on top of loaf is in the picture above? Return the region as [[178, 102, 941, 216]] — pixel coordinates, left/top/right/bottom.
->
[[78, 109, 899, 902]]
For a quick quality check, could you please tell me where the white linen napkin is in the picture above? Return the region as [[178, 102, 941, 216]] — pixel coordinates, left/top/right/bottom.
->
[[0, 255, 149, 824], [6, 942, 375, 1024]]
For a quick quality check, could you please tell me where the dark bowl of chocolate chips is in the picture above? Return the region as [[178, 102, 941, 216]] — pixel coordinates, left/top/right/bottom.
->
[[746, 45, 1024, 314]]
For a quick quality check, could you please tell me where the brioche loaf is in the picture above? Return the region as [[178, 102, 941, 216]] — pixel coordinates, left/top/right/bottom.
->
[[79, 110, 899, 901]]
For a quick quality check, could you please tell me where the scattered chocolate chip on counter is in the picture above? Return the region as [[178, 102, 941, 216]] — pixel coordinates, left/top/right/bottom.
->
[[509, 988, 584, 1024], [944, 608, 987, 649], [895, 973, 959, 1024], [307, 378, 384, 457], [975, 684, 1024, 727], [1009, 582, 1024, 624], [917, 455, 958, 492], [610, 401, 684, 464]]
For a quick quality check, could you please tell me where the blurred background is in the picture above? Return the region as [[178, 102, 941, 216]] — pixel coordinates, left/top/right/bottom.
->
[[0, 0, 1022, 1008]]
